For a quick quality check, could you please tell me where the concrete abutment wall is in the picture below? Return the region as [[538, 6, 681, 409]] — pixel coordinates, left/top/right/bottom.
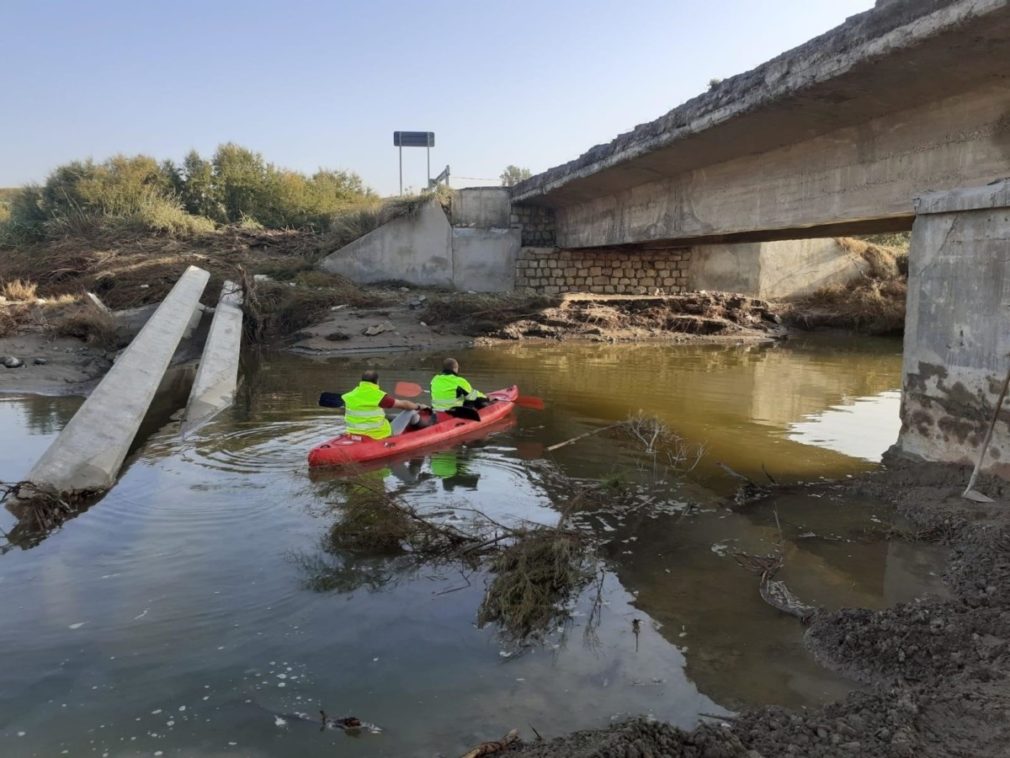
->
[[515, 238, 870, 299], [896, 179, 1010, 476], [320, 194, 521, 292], [516, 247, 692, 295]]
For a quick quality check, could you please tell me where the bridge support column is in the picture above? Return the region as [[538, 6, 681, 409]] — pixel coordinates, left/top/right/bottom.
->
[[897, 180, 1010, 476]]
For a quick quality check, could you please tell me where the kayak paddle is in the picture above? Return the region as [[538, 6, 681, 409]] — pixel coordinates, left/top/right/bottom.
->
[[394, 381, 424, 397], [318, 392, 345, 408]]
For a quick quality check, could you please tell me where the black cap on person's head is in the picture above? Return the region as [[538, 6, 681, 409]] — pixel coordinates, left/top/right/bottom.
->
[[362, 369, 379, 383], [442, 358, 459, 373]]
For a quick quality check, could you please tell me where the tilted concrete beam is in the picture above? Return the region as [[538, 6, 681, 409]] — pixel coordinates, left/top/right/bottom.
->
[[182, 281, 244, 436], [24, 266, 210, 493]]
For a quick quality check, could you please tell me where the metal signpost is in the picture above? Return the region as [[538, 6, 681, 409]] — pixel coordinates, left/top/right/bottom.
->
[[430, 164, 450, 189], [393, 131, 435, 195]]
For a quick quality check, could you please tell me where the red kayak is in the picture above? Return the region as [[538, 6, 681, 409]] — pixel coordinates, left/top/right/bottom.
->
[[308, 386, 518, 467]]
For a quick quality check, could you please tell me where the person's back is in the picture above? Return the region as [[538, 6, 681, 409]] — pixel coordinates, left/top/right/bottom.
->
[[430, 358, 486, 411], [341, 369, 429, 439], [341, 371, 394, 439]]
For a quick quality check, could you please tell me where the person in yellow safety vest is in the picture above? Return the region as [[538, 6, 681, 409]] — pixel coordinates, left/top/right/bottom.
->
[[430, 358, 488, 412], [341, 369, 429, 440]]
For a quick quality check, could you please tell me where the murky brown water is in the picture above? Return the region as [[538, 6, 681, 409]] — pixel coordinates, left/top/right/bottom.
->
[[0, 335, 947, 756]]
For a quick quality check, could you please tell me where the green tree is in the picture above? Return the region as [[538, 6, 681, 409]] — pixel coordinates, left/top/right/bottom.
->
[[212, 143, 269, 223], [500, 165, 532, 187], [179, 150, 222, 221]]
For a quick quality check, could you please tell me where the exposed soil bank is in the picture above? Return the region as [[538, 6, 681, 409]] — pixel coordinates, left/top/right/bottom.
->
[[291, 290, 787, 357], [510, 458, 1010, 757], [0, 331, 110, 394], [2, 228, 906, 366]]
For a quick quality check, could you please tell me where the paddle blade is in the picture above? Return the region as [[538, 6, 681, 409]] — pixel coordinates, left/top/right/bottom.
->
[[395, 381, 424, 398], [514, 395, 545, 410], [516, 441, 545, 460], [318, 392, 345, 409], [963, 488, 995, 503]]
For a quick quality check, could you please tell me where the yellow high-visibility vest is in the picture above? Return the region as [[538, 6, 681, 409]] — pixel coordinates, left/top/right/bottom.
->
[[430, 373, 484, 411], [341, 381, 392, 439]]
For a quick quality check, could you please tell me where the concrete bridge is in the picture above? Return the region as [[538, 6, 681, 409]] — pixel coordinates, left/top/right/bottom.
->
[[508, 0, 1010, 478], [510, 0, 1010, 249]]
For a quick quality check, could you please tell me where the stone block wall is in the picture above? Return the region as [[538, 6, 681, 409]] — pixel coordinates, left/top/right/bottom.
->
[[511, 203, 556, 247], [515, 247, 692, 295]]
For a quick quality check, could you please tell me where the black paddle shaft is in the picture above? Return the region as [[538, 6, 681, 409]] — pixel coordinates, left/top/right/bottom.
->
[[318, 392, 345, 408]]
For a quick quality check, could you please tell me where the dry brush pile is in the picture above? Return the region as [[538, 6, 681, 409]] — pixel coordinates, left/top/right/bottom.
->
[[785, 237, 908, 336], [306, 415, 705, 645]]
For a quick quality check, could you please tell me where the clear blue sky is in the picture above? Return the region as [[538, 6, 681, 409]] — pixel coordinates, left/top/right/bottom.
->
[[0, 0, 873, 196]]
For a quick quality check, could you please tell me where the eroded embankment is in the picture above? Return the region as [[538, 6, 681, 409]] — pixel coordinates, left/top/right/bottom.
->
[[510, 459, 1010, 758]]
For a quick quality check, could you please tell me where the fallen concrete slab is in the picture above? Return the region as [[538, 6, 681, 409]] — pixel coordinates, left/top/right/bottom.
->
[[24, 266, 210, 493], [181, 281, 244, 435]]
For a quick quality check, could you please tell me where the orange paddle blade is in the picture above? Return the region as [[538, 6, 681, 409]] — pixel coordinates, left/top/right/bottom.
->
[[394, 381, 424, 398], [514, 395, 545, 410]]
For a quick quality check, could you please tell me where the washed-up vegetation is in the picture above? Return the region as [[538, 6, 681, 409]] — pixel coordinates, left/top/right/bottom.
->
[[50, 303, 118, 348], [784, 237, 908, 336], [419, 291, 559, 336], [239, 267, 391, 344], [0, 480, 102, 553], [303, 414, 705, 643]]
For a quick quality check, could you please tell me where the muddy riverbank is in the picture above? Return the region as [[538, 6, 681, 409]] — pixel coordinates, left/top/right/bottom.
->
[[2, 227, 902, 375], [288, 289, 786, 356], [511, 458, 1010, 758]]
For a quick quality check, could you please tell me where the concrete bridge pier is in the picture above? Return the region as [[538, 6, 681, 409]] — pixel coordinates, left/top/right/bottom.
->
[[897, 179, 1010, 475]]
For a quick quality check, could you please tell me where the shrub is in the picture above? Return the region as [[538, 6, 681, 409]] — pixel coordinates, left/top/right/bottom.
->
[[52, 305, 118, 347], [1, 278, 38, 301], [2, 144, 376, 243], [129, 196, 216, 236]]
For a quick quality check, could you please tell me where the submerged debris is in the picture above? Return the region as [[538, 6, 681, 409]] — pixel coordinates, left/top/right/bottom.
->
[[760, 577, 817, 622], [1, 480, 101, 552], [478, 529, 595, 641], [461, 728, 520, 757], [620, 412, 705, 472], [734, 509, 820, 623]]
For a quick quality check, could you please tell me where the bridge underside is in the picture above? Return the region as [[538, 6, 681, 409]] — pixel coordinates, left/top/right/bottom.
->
[[551, 81, 1009, 249]]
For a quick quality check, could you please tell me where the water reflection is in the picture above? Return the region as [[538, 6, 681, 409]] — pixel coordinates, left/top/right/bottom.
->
[[788, 390, 902, 462], [1, 335, 946, 757]]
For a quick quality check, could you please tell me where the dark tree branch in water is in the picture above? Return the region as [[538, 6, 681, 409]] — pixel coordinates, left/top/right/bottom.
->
[[734, 508, 819, 623], [1, 480, 101, 552]]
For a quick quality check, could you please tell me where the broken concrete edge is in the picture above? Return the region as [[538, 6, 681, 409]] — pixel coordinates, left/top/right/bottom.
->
[[181, 280, 244, 436], [511, 0, 1000, 202], [23, 265, 211, 494], [914, 177, 1010, 215]]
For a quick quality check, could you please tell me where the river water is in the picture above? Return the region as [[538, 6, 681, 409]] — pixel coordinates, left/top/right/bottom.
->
[[0, 335, 947, 757]]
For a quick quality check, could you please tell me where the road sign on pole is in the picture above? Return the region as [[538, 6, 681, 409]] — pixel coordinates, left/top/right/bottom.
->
[[393, 131, 436, 195]]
